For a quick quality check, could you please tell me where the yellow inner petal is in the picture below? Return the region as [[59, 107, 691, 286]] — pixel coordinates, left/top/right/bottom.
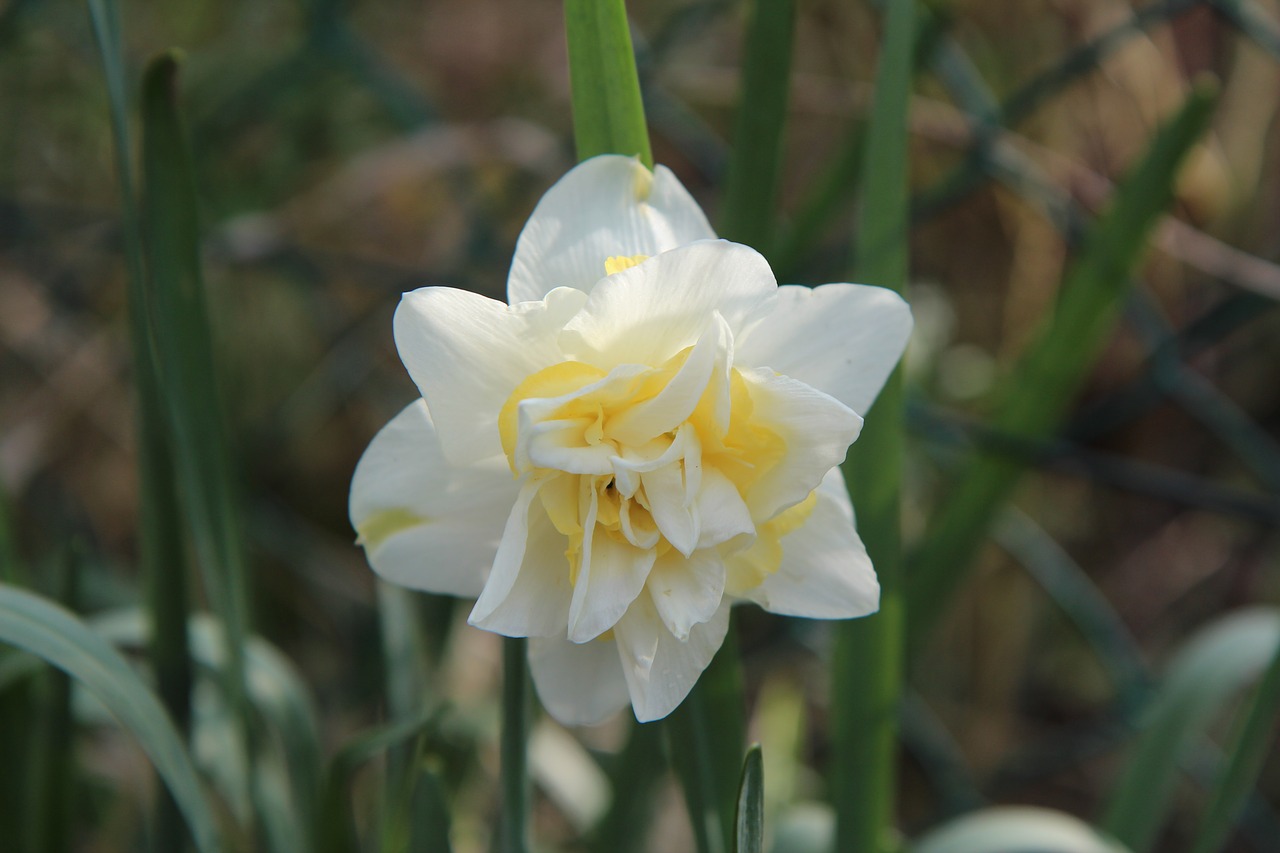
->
[[604, 254, 649, 275], [356, 507, 427, 551], [724, 490, 818, 594]]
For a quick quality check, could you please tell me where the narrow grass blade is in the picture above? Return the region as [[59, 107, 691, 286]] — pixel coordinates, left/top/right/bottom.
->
[[26, 550, 79, 853], [140, 51, 257, 791], [1191, 637, 1280, 853], [719, 0, 795, 252], [831, 2, 914, 852], [1103, 608, 1280, 851], [667, 628, 748, 853], [404, 763, 453, 853], [906, 83, 1218, 651], [0, 486, 17, 584], [912, 806, 1130, 853], [501, 637, 530, 853], [320, 706, 442, 853], [564, 0, 652, 165], [733, 744, 764, 853], [85, 9, 196, 847], [994, 509, 1149, 711], [91, 609, 323, 851], [589, 720, 666, 853], [0, 583, 220, 853]]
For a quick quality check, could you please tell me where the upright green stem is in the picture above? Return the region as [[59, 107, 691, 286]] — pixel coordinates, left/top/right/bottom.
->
[[830, 1, 915, 851], [500, 637, 530, 853], [564, 0, 652, 166], [833, 373, 905, 853], [86, 5, 195, 847], [720, 0, 796, 253]]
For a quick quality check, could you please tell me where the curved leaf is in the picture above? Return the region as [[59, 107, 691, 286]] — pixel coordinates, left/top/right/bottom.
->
[[913, 807, 1130, 853], [92, 610, 322, 853], [733, 744, 764, 853], [0, 584, 220, 853], [1103, 607, 1280, 851]]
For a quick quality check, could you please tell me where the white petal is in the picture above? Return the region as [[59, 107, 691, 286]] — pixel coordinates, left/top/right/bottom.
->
[[646, 550, 726, 641], [739, 368, 863, 521], [349, 401, 516, 597], [694, 468, 755, 551], [744, 467, 879, 619], [394, 286, 586, 465], [735, 284, 912, 415], [568, 521, 658, 643], [468, 478, 543, 627], [561, 241, 777, 368], [508, 156, 716, 304], [641, 462, 699, 557], [528, 636, 630, 726], [614, 597, 730, 723], [467, 499, 573, 637], [606, 313, 731, 447]]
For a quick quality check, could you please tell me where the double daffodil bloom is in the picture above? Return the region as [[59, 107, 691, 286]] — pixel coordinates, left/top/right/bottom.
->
[[350, 155, 912, 725]]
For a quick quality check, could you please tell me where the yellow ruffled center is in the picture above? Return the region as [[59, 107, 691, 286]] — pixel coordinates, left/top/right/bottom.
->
[[498, 343, 793, 586]]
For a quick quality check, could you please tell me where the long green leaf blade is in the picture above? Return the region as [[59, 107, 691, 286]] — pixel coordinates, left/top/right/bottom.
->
[[1191, 636, 1280, 852], [719, 0, 795, 252], [0, 583, 220, 853], [1103, 608, 1280, 851], [139, 50, 257, 789], [832, 1, 915, 851], [86, 8, 197, 847], [906, 82, 1218, 650], [733, 744, 764, 853], [564, 0, 652, 166]]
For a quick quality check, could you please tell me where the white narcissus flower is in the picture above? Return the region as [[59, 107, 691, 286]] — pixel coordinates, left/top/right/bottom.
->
[[349, 155, 912, 725]]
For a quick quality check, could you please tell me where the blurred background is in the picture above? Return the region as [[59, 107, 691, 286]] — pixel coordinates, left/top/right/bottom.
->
[[1, 0, 1279, 850]]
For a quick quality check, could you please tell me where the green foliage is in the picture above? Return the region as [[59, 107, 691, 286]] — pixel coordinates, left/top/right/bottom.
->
[[720, 0, 795, 253], [906, 82, 1219, 650], [832, 2, 914, 852], [1103, 608, 1280, 851], [1191, 635, 1280, 852], [733, 745, 764, 853], [564, 0, 652, 166], [667, 630, 749, 853], [0, 584, 220, 853], [912, 807, 1130, 853]]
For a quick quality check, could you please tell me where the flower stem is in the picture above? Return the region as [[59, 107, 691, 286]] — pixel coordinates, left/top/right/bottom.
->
[[500, 637, 530, 853], [830, 0, 915, 850], [564, 0, 652, 166]]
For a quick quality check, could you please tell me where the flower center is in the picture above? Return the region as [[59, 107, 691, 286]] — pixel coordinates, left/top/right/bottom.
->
[[497, 328, 787, 583]]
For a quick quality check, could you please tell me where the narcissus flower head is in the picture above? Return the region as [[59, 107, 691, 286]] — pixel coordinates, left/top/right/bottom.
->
[[350, 155, 912, 725]]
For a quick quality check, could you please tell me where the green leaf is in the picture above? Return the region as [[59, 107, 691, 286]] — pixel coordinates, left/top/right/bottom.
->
[[0, 583, 220, 853], [92, 609, 323, 852], [912, 807, 1130, 853], [139, 50, 257, 791], [831, 2, 914, 852], [1191, 633, 1280, 852], [994, 509, 1149, 710], [733, 744, 764, 853], [320, 705, 444, 853], [588, 720, 665, 853], [86, 8, 197, 848], [26, 551, 80, 853], [1103, 608, 1280, 851], [906, 82, 1219, 651], [564, 0, 652, 165], [667, 627, 748, 853], [719, 0, 796, 252]]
